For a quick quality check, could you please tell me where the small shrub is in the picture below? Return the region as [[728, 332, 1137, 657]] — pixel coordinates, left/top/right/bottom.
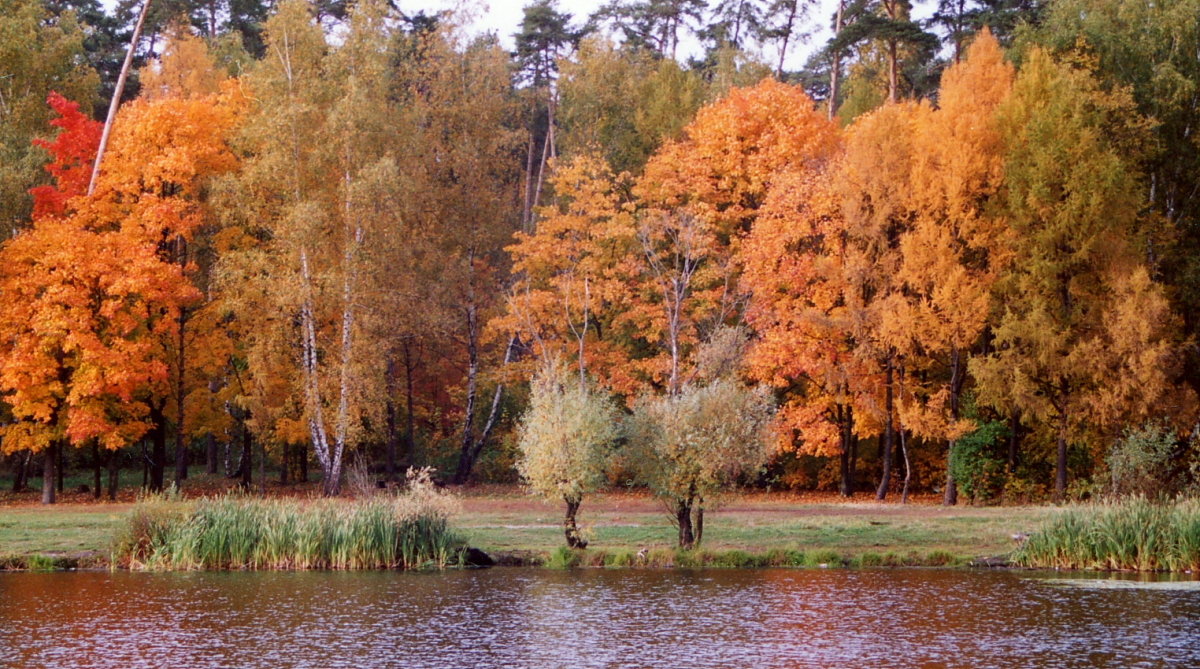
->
[[763, 548, 806, 566], [603, 550, 635, 567], [1106, 422, 1179, 498], [25, 555, 56, 571], [949, 417, 1009, 504]]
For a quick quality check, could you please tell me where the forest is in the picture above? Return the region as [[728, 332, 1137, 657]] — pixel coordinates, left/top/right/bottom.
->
[[2, 0, 1199, 514]]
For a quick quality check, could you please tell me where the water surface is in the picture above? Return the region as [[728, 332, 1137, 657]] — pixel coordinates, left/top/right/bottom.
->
[[1, 568, 1197, 667]]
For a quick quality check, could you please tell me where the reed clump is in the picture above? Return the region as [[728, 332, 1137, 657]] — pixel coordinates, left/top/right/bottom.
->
[[114, 469, 464, 570], [1015, 497, 1200, 572]]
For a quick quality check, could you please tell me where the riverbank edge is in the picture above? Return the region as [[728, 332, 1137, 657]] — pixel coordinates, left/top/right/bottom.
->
[[0, 547, 1013, 572]]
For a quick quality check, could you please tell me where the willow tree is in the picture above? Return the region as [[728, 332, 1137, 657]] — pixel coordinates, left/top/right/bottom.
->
[[630, 376, 775, 548], [971, 49, 1183, 499], [516, 358, 620, 548]]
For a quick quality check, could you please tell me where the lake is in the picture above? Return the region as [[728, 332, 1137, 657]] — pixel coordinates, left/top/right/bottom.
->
[[2, 568, 1198, 667]]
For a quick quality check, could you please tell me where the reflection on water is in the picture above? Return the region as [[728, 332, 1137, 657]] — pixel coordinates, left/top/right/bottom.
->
[[1, 568, 1198, 668]]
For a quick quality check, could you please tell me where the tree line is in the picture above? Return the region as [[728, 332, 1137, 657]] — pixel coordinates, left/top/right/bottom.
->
[[1, 0, 1198, 508]]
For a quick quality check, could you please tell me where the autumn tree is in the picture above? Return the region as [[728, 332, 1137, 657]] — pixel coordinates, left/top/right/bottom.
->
[[970, 48, 1182, 499], [0, 0, 98, 236], [216, 0, 398, 495], [1027, 0, 1200, 402], [387, 24, 526, 485], [742, 166, 875, 496], [557, 38, 704, 174], [892, 29, 1013, 504], [516, 357, 621, 548], [503, 154, 642, 395], [0, 89, 215, 502]]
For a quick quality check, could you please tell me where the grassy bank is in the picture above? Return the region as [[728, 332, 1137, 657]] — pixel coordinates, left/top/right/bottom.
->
[[0, 488, 1058, 570], [1015, 498, 1200, 572]]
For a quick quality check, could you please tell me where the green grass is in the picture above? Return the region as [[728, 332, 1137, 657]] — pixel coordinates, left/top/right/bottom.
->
[[455, 496, 1054, 567], [1015, 497, 1200, 572], [1, 488, 1060, 570], [0, 506, 126, 556]]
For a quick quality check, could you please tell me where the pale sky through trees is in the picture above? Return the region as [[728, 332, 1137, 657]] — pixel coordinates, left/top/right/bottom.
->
[[98, 0, 936, 72]]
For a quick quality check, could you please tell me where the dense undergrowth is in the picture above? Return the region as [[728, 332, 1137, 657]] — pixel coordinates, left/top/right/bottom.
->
[[1015, 498, 1200, 572]]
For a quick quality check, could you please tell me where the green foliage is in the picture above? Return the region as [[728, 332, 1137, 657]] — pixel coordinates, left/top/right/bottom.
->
[[950, 417, 1010, 503]]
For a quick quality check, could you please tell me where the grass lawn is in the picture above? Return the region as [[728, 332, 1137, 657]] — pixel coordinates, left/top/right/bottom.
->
[[0, 482, 1058, 567], [454, 489, 1056, 563]]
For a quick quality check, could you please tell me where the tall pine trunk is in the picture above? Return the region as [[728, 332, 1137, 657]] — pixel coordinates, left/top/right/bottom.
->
[[944, 348, 964, 506], [1055, 412, 1068, 501]]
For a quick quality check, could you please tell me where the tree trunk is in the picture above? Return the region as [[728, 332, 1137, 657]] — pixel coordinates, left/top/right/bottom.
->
[[92, 442, 102, 500], [453, 333, 517, 485], [385, 355, 399, 484], [900, 429, 912, 504], [693, 503, 704, 547], [299, 442, 308, 483], [1007, 412, 1020, 470], [563, 496, 587, 549], [404, 343, 416, 470], [239, 416, 253, 491], [56, 442, 64, 494], [944, 348, 963, 506], [1055, 414, 1068, 501], [887, 40, 898, 103], [149, 404, 166, 492], [280, 442, 291, 485], [12, 450, 30, 492], [258, 432, 266, 496], [676, 498, 695, 549], [876, 361, 895, 500], [838, 405, 855, 497], [107, 450, 119, 501], [174, 301, 188, 486], [87, 0, 151, 196], [206, 434, 218, 475], [41, 442, 58, 504], [828, 0, 845, 120]]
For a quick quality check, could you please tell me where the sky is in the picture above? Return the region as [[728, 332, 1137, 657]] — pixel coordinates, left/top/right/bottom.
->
[[424, 0, 833, 69], [420, 0, 938, 69], [98, 0, 938, 71]]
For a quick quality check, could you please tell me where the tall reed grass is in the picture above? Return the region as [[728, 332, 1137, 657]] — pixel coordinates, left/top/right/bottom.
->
[[114, 471, 464, 570], [1015, 497, 1200, 572]]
